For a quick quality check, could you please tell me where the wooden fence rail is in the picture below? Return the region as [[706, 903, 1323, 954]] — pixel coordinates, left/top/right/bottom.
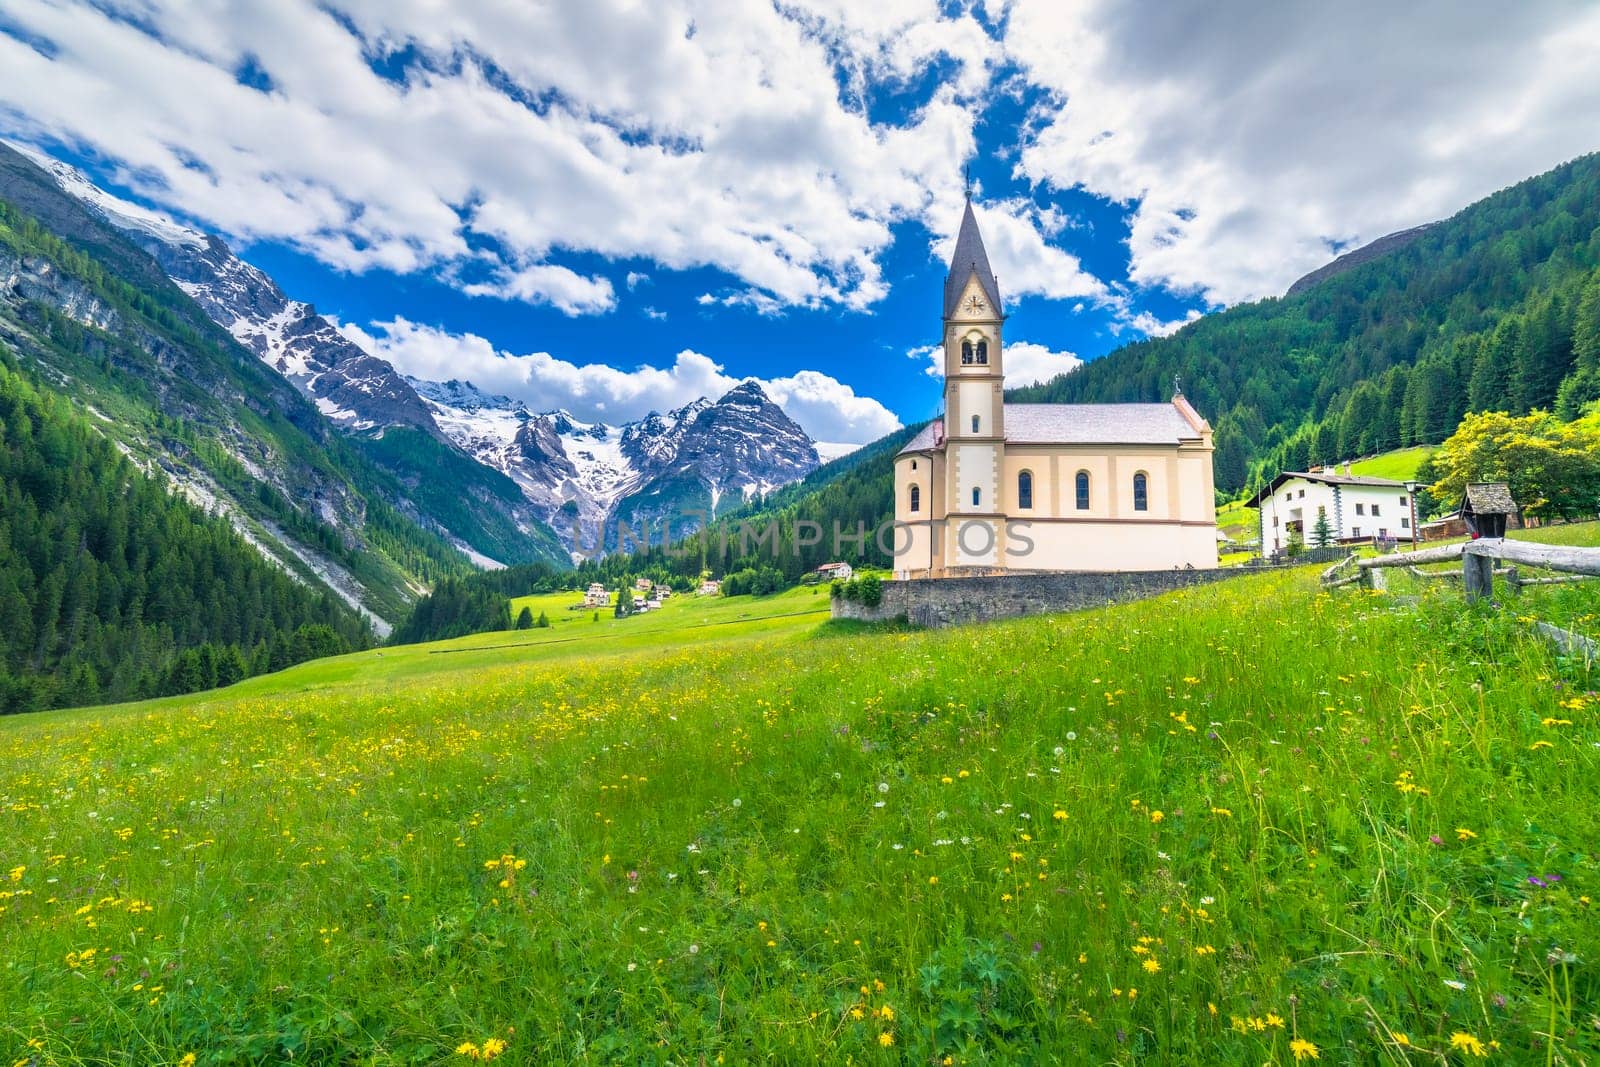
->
[[1321, 537, 1599, 665]]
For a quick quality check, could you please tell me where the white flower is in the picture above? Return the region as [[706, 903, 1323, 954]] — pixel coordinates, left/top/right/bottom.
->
[[1053, 746, 1065, 757], [1065, 731, 1078, 742], [732, 798, 742, 807], [874, 801, 886, 808], [1444, 979, 1467, 990], [892, 843, 904, 850], [689, 943, 700, 954], [878, 782, 890, 794], [628, 962, 637, 971]]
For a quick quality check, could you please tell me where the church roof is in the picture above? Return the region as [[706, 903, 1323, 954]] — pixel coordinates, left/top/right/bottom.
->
[[898, 402, 1204, 455], [943, 199, 1002, 318]]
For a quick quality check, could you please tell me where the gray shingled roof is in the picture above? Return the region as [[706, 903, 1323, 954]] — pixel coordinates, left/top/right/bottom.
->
[[943, 199, 1002, 318], [898, 403, 1200, 455], [1463, 482, 1517, 514], [1242, 470, 1410, 507]]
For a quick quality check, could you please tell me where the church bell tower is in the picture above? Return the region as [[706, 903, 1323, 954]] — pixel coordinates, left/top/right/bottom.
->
[[941, 194, 1006, 563]]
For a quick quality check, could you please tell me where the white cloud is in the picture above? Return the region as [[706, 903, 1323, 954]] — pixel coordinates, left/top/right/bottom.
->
[[910, 339, 1082, 387], [0, 0, 1018, 312], [1119, 309, 1202, 339], [342, 318, 901, 443], [1003, 0, 1600, 305], [931, 195, 1112, 306]]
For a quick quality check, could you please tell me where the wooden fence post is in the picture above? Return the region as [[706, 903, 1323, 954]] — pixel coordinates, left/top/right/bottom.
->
[[1463, 548, 1494, 603], [1503, 566, 1519, 595]]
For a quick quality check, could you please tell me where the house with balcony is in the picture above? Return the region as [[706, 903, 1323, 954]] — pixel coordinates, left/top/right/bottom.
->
[[1247, 467, 1417, 553]]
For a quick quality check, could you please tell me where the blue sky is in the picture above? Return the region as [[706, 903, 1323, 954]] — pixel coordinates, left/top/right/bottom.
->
[[2, 2, 1597, 443]]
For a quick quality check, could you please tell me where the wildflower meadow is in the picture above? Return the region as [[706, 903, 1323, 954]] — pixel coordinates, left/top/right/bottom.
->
[[2, 566, 1596, 1063]]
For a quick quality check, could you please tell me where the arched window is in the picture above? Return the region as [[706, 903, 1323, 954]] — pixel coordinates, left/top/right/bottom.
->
[[1133, 471, 1149, 512], [972, 487, 981, 507], [971, 414, 980, 434], [1018, 470, 1033, 509], [909, 484, 921, 513], [1075, 470, 1090, 510], [961, 340, 974, 365], [975, 339, 989, 365]]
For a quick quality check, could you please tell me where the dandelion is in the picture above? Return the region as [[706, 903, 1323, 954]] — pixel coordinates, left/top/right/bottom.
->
[[1142, 958, 1161, 974], [1150, 810, 1164, 823], [1265, 1013, 1285, 1029], [878, 1005, 894, 1022], [1053, 810, 1068, 821], [877, 782, 889, 794], [1456, 827, 1477, 841], [1290, 1037, 1320, 1061], [1449, 1031, 1488, 1057], [6, 865, 22, 883], [1065, 731, 1077, 741], [878, 1031, 894, 1047], [928, 876, 938, 885], [178, 1056, 197, 1067]]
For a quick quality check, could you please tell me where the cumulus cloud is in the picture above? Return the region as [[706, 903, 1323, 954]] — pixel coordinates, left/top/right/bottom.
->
[[1003, 0, 1600, 305], [0, 0, 1015, 312], [342, 318, 901, 443], [910, 339, 1082, 387]]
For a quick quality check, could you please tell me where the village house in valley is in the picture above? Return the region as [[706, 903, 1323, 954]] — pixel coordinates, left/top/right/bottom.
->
[[816, 561, 853, 582], [582, 583, 609, 608], [1247, 467, 1417, 552], [893, 198, 1218, 579]]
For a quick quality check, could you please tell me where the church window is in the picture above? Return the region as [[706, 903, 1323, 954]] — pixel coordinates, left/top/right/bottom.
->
[[909, 484, 921, 513], [972, 487, 981, 507], [961, 340, 974, 365], [971, 414, 980, 434], [1075, 470, 1090, 510], [1018, 470, 1034, 509], [1133, 471, 1149, 512], [975, 339, 988, 365]]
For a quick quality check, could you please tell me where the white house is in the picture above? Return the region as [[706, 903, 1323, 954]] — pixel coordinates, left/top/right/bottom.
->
[[817, 561, 854, 581], [1247, 468, 1417, 553], [699, 579, 721, 596], [582, 583, 609, 608]]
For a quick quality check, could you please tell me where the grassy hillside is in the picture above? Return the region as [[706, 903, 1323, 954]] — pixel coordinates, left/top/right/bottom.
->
[[1349, 445, 1437, 482], [4, 547, 1598, 1062]]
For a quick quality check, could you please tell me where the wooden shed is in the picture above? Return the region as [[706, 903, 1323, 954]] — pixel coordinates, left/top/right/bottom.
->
[[1460, 483, 1518, 539]]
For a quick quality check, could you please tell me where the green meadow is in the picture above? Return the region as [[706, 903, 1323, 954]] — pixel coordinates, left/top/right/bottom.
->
[[2, 554, 1598, 1064]]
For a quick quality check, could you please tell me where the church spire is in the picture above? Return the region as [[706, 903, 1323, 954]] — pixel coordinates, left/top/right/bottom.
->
[[943, 196, 1002, 319]]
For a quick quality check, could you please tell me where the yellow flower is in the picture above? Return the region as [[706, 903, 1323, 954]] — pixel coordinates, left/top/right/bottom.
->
[[1265, 1013, 1285, 1029], [1449, 1032, 1488, 1057], [1053, 810, 1068, 821], [1149, 810, 1164, 823], [6, 865, 22, 882], [1455, 827, 1477, 841], [1290, 1037, 1319, 1061], [455, 1042, 481, 1060], [850, 1007, 864, 1020], [1210, 807, 1232, 817], [878, 1031, 894, 1047], [1394, 1033, 1410, 1047], [178, 1056, 197, 1067], [1207, 1002, 1218, 1016], [1530, 740, 1553, 750], [928, 876, 938, 885], [1142, 958, 1161, 974], [878, 1005, 895, 1022], [480, 1038, 508, 1060]]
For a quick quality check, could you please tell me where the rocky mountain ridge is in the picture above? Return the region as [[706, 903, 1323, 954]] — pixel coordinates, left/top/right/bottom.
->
[[17, 141, 826, 559]]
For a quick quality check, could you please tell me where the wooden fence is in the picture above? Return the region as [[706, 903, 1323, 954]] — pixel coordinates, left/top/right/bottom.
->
[[1320, 537, 1599, 661]]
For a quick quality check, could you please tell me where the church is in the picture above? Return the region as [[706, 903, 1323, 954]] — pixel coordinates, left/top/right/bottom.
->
[[892, 199, 1218, 578]]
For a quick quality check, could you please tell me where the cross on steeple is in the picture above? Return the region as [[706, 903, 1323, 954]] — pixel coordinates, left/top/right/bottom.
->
[[963, 165, 973, 202]]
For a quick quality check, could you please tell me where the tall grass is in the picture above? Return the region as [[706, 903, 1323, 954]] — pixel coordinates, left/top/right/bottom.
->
[[2, 569, 1595, 1063]]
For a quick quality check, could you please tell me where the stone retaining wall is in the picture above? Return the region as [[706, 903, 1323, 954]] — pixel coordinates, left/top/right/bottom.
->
[[831, 567, 1245, 628]]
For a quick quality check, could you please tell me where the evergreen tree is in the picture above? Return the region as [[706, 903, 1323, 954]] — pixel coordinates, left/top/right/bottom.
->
[[1311, 508, 1335, 548], [515, 606, 534, 630]]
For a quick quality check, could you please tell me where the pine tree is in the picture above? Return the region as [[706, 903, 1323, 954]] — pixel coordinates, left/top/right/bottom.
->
[[515, 606, 534, 630], [1311, 508, 1335, 548]]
